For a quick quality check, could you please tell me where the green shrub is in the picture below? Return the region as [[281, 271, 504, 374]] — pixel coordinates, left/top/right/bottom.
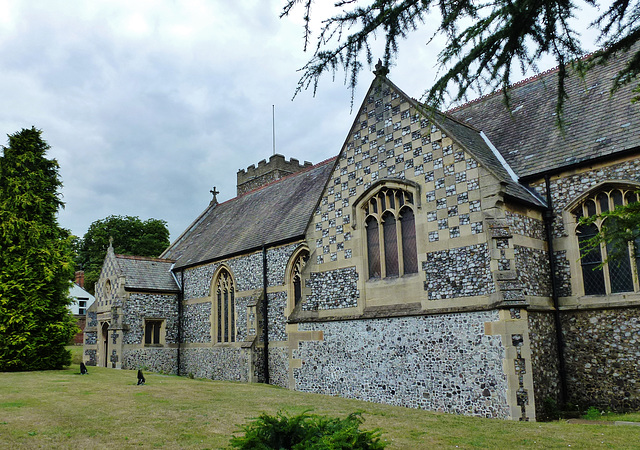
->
[[583, 406, 602, 420], [229, 410, 387, 449]]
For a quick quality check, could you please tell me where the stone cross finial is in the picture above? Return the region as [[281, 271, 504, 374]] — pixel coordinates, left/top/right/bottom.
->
[[109, 236, 114, 247], [210, 186, 220, 205]]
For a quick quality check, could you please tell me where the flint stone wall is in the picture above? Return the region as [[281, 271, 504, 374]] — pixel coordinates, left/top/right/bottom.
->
[[84, 348, 97, 366], [514, 246, 552, 297], [530, 159, 640, 238], [180, 347, 249, 381], [293, 311, 510, 418], [122, 348, 177, 373], [304, 266, 359, 310], [423, 244, 493, 300], [182, 302, 211, 343], [182, 244, 299, 300], [85, 331, 97, 345], [268, 346, 289, 388], [122, 293, 179, 345], [562, 307, 640, 411], [528, 311, 561, 419]]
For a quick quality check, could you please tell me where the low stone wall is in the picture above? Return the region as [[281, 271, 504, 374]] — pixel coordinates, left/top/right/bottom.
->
[[293, 311, 509, 418], [562, 307, 640, 411]]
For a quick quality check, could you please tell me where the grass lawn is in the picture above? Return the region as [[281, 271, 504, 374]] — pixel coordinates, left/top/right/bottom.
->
[[1, 363, 640, 449]]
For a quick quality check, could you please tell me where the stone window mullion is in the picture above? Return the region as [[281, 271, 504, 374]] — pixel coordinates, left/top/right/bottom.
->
[[396, 212, 404, 276], [378, 215, 387, 278]]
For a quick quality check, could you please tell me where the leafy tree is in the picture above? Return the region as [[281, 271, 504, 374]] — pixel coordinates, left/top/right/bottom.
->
[[282, 0, 640, 118], [579, 196, 640, 265], [76, 215, 170, 294], [0, 127, 78, 371]]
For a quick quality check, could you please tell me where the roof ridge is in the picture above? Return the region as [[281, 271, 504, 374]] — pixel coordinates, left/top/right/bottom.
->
[[447, 50, 599, 113], [115, 254, 175, 263], [224, 156, 338, 203]]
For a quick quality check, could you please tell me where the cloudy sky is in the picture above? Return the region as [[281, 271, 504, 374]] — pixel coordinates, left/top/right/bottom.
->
[[0, 0, 601, 243]]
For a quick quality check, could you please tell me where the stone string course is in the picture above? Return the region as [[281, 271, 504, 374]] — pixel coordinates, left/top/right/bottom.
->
[[304, 267, 359, 310], [182, 302, 211, 343], [423, 244, 493, 300], [180, 347, 249, 381], [123, 348, 177, 373], [122, 293, 179, 345], [527, 312, 561, 420], [294, 312, 510, 418], [514, 246, 552, 297], [561, 308, 640, 411]]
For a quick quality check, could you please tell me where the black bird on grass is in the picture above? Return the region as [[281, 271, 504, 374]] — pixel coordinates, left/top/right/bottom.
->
[[80, 362, 88, 375], [137, 369, 146, 385]]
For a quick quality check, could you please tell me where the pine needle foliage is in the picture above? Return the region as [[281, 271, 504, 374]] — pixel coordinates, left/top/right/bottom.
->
[[282, 0, 640, 119], [0, 127, 77, 371], [230, 410, 387, 449]]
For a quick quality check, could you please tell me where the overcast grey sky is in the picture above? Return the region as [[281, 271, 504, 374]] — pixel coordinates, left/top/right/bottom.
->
[[0, 0, 601, 243]]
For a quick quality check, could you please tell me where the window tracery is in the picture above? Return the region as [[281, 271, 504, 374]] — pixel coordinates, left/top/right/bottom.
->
[[214, 269, 235, 343], [364, 187, 418, 279], [292, 250, 309, 306], [573, 187, 640, 295]]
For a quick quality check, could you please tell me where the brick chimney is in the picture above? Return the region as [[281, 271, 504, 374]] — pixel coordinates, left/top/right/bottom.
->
[[75, 270, 85, 288]]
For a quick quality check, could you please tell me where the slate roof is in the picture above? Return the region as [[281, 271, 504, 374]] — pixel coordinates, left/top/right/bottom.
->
[[431, 109, 546, 207], [450, 51, 640, 179], [115, 255, 179, 292], [163, 158, 335, 269]]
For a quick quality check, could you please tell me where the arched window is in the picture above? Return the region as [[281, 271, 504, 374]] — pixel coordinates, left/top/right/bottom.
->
[[291, 250, 309, 306], [364, 188, 417, 279], [574, 187, 639, 295], [214, 269, 235, 343]]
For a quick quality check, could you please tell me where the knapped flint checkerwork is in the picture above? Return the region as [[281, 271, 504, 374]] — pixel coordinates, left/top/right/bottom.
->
[[311, 79, 485, 265]]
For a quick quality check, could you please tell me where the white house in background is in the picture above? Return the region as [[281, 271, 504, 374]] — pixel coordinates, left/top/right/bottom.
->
[[69, 284, 95, 316]]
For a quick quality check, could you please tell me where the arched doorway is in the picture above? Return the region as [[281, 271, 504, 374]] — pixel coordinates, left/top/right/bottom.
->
[[101, 322, 110, 367]]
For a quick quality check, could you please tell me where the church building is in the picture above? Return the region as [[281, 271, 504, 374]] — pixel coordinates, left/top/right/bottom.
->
[[84, 53, 640, 421]]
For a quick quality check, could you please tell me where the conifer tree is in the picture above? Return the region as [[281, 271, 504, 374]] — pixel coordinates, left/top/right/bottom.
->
[[0, 127, 77, 371], [283, 0, 640, 118]]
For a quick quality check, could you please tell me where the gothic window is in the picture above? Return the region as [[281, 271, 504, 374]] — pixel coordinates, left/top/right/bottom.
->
[[364, 188, 418, 279], [291, 249, 309, 306], [215, 269, 235, 343], [574, 187, 639, 295], [144, 320, 163, 345]]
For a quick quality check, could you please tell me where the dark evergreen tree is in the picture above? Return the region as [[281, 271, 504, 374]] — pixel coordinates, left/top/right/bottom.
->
[[282, 0, 640, 119], [0, 127, 77, 371], [76, 215, 170, 295]]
